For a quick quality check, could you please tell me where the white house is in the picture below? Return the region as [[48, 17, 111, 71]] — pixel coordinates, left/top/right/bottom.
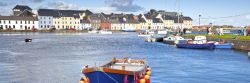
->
[[80, 20, 91, 30], [38, 15, 53, 30], [0, 16, 39, 30]]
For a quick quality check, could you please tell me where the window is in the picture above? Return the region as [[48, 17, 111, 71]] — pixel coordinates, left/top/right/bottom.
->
[[13, 25, 15, 29], [4, 20, 5, 24], [0, 20, 1, 24], [25, 21, 26, 24], [44, 25, 46, 28], [41, 25, 43, 28], [20, 21, 22, 24], [49, 21, 51, 24], [33, 21, 34, 24], [9, 20, 10, 24], [44, 17, 46, 19], [47, 25, 49, 28], [44, 21, 46, 24], [16, 21, 18, 24], [28, 21, 30, 24], [41, 21, 43, 24]]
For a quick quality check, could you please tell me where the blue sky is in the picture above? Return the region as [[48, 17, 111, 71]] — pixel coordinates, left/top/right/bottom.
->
[[0, 0, 250, 26]]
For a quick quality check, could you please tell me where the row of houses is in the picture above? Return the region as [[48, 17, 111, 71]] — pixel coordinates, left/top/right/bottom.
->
[[0, 5, 193, 31]]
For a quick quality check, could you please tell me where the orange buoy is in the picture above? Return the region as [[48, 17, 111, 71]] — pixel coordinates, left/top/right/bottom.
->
[[144, 75, 150, 83], [79, 80, 86, 83], [140, 79, 146, 83], [146, 71, 151, 76], [147, 68, 151, 71], [83, 77, 90, 83]]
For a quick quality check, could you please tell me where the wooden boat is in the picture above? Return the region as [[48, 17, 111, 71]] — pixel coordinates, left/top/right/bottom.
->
[[80, 58, 151, 83], [215, 43, 233, 49]]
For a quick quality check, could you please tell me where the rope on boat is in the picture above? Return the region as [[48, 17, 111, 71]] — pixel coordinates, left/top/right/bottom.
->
[[102, 71, 119, 83]]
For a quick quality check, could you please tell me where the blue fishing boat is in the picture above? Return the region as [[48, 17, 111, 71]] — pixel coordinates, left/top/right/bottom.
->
[[79, 58, 151, 83], [215, 43, 233, 49], [176, 43, 215, 49]]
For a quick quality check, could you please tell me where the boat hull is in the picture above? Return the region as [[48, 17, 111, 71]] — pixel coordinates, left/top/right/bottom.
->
[[176, 43, 215, 49], [85, 71, 136, 83], [163, 40, 175, 45], [215, 43, 233, 49]]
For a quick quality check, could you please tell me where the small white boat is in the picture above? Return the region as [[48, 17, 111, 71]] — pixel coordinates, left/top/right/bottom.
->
[[99, 30, 113, 34], [138, 30, 153, 38], [163, 36, 188, 45], [88, 30, 98, 33]]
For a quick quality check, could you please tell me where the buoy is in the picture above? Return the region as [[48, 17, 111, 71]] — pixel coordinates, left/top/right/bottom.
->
[[83, 77, 89, 83], [140, 79, 146, 83], [146, 71, 151, 76], [79, 80, 86, 83], [25, 38, 32, 42], [144, 75, 150, 83], [147, 68, 151, 71]]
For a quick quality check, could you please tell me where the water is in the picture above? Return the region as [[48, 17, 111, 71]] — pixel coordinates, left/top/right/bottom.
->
[[0, 32, 250, 83]]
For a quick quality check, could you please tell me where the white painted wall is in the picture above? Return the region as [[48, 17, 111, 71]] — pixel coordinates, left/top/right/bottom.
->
[[38, 16, 53, 30], [0, 20, 38, 30]]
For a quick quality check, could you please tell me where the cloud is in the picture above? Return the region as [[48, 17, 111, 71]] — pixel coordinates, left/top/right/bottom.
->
[[47, 1, 79, 10], [30, 0, 45, 3], [246, 15, 250, 20], [0, 2, 8, 6], [105, 0, 143, 12]]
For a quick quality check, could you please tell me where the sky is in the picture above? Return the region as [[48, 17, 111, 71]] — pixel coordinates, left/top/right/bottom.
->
[[0, 0, 250, 26]]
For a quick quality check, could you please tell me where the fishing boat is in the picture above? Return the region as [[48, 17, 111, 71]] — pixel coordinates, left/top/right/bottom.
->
[[176, 36, 215, 49], [215, 43, 233, 49], [176, 43, 215, 49], [79, 58, 151, 83]]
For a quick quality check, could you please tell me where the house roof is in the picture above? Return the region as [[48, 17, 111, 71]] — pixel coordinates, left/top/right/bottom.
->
[[162, 15, 173, 20], [38, 9, 90, 18], [17, 9, 36, 17], [0, 16, 38, 21], [13, 5, 32, 10], [153, 18, 163, 23], [89, 13, 106, 20]]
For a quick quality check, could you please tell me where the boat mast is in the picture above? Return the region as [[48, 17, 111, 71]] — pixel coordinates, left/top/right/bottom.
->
[[177, 0, 180, 33]]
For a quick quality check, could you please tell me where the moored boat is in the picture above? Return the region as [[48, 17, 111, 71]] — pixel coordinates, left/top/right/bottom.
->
[[215, 43, 233, 49], [176, 43, 215, 49], [163, 35, 188, 45], [176, 36, 215, 49], [80, 58, 151, 83]]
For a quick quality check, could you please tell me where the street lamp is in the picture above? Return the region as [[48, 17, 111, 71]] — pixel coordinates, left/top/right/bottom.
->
[[199, 14, 201, 34]]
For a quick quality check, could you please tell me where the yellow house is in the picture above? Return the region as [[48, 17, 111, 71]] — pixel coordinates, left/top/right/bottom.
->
[[53, 17, 81, 30], [162, 15, 174, 28]]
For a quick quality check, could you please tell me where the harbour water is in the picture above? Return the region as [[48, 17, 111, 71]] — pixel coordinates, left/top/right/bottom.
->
[[0, 32, 250, 83]]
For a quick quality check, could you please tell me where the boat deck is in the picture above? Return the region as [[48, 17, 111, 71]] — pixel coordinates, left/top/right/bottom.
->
[[109, 63, 145, 71]]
